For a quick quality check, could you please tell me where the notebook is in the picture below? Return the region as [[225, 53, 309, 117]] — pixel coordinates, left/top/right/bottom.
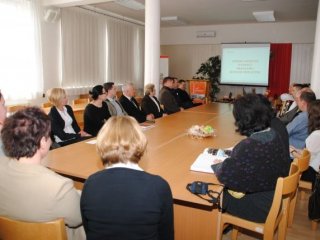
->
[[190, 148, 232, 173]]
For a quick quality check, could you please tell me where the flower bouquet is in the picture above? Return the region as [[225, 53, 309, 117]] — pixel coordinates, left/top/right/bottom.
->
[[187, 125, 216, 139]]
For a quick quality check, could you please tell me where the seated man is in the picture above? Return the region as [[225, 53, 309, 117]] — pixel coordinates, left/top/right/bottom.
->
[[287, 88, 316, 149], [170, 77, 180, 106], [119, 82, 154, 123], [159, 77, 182, 114], [176, 79, 202, 109], [103, 82, 127, 116], [279, 83, 309, 125]]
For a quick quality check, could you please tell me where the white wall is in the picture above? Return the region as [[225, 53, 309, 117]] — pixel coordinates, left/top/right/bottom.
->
[[161, 21, 316, 45], [41, 19, 61, 90], [39, 20, 316, 102], [160, 21, 316, 98]]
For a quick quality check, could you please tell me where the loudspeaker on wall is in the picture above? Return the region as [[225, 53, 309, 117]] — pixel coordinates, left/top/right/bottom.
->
[[44, 8, 60, 23]]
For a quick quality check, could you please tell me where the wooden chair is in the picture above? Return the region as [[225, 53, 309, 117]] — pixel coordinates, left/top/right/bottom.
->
[[287, 149, 310, 227], [0, 216, 67, 240], [293, 149, 318, 230], [6, 105, 28, 116], [299, 178, 318, 230], [72, 98, 89, 105], [42, 102, 53, 108], [116, 90, 122, 99], [79, 93, 90, 99], [135, 96, 143, 105], [217, 163, 300, 240]]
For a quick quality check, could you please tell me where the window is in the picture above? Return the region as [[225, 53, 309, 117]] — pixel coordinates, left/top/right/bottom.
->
[[0, 0, 43, 103]]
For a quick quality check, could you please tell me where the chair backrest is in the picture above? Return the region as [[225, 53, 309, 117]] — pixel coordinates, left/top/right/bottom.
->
[[6, 105, 28, 116], [0, 216, 67, 240], [116, 90, 122, 99], [294, 149, 311, 173], [72, 98, 89, 105], [79, 93, 90, 99], [42, 102, 53, 108], [264, 163, 300, 236]]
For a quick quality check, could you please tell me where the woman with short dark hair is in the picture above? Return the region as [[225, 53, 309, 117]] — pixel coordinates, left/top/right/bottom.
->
[[83, 85, 111, 136], [0, 107, 85, 240], [215, 94, 290, 222], [81, 116, 174, 240]]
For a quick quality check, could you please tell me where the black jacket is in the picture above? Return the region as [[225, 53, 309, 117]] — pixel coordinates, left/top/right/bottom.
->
[[48, 105, 80, 141], [141, 95, 164, 119], [119, 95, 146, 123]]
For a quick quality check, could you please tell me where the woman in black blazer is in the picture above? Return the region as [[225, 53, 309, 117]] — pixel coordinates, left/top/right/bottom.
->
[[141, 83, 166, 119], [47, 88, 91, 146], [81, 116, 174, 240]]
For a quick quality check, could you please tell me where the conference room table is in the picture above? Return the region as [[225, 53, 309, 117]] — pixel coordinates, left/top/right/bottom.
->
[[43, 102, 244, 240]]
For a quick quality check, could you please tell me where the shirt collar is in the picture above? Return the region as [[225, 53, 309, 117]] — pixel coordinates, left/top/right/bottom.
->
[[105, 162, 143, 171]]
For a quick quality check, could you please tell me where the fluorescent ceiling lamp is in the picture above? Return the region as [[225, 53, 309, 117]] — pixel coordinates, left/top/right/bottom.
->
[[115, 0, 144, 10], [241, 0, 267, 2], [253, 11, 275, 22], [161, 16, 187, 26]]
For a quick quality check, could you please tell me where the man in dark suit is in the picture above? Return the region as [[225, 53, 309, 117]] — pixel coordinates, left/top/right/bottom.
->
[[159, 77, 182, 114], [119, 83, 154, 123], [176, 79, 202, 109]]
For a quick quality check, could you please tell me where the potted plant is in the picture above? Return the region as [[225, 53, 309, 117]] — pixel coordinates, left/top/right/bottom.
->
[[193, 56, 221, 101]]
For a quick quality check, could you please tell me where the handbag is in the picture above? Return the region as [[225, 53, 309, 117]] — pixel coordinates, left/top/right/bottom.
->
[[308, 171, 320, 220], [186, 181, 223, 209]]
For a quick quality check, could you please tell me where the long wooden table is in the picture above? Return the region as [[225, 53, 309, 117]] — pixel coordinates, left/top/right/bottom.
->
[[44, 102, 244, 240]]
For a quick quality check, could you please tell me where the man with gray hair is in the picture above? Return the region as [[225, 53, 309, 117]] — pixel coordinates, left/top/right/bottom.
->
[[119, 83, 154, 123], [287, 87, 316, 149]]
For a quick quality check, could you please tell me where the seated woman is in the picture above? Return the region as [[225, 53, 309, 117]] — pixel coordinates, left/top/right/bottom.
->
[[215, 94, 290, 223], [291, 99, 320, 185], [80, 116, 174, 240], [141, 83, 166, 119], [0, 91, 7, 157], [83, 85, 111, 136], [0, 107, 85, 240], [47, 88, 91, 147]]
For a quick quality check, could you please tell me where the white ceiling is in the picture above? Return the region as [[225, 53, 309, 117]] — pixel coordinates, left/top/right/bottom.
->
[[44, 0, 319, 27]]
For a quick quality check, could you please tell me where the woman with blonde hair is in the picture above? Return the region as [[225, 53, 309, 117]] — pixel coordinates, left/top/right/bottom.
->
[[141, 83, 165, 118], [47, 88, 90, 146], [80, 116, 174, 240]]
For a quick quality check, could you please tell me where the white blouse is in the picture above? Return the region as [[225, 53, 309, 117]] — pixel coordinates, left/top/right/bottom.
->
[[306, 130, 320, 172], [54, 106, 76, 143], [149, 96, 161, 112], [106, 162, 143, 171]]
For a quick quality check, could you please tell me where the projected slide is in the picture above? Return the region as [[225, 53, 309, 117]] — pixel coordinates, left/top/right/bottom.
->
[[221, 44, 270, 86]]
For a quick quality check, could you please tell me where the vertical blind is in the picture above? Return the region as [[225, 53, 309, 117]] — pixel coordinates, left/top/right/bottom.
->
[[61, 7, 145, 95]]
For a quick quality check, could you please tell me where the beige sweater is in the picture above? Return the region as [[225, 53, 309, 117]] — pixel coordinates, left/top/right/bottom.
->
[[0, 159, 85, 240]]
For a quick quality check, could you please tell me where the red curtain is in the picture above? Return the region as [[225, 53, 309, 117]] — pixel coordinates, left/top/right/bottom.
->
[[268, 43, 292, 98]]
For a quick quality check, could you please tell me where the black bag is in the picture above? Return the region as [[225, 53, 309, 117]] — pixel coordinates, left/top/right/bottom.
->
[[186, 181, 223, 209], [308, 172, 320, 220]]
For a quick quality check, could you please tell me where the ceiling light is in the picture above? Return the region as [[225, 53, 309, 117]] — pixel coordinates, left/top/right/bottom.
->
[[115, 0, 144, 10], [253, 11, 275, 22], [161, 16, 187, 26], [241, 0, 267, 2]]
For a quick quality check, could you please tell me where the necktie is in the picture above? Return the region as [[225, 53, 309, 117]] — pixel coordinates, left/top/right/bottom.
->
[[131, 98, 138, 108]]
